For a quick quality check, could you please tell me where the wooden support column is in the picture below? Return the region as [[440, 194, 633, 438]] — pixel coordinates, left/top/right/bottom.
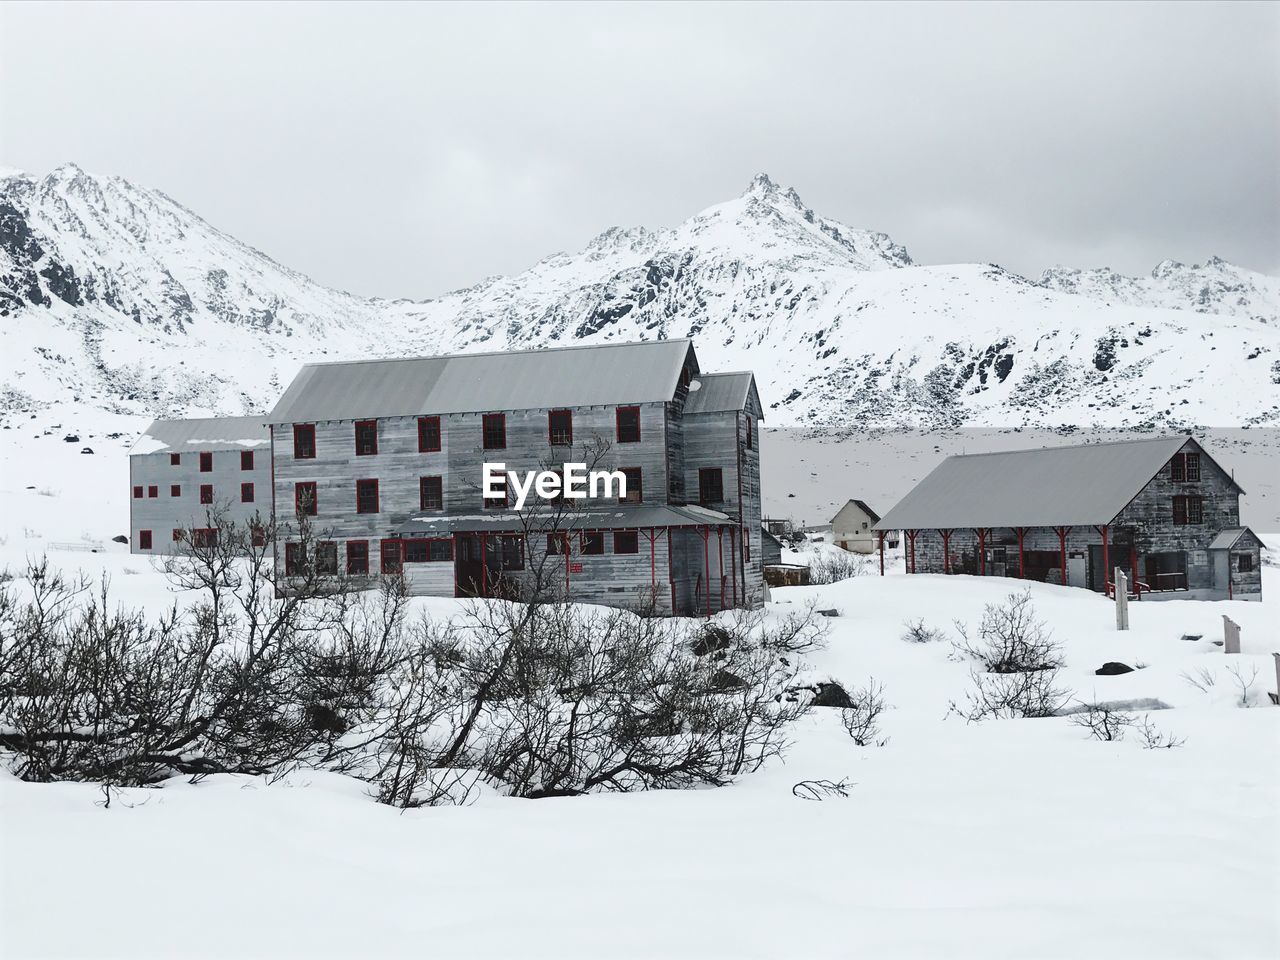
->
[[718, 528, 726, 610], [1130, 544, 1140, 599], [877, 531, 886, 576], [941, 529, 952, 574], [1054, 526, 1070, 586], [1015, 527, 1027, 579], [1094, 524, 1109, 594], [976, 528, 988, 576], [729, 527, 738, 606], [702, 525, 712, 617], [905, 529, 919, 574]]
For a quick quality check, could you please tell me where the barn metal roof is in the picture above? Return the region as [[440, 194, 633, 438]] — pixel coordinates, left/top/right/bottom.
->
[[396, 503, 735, 535], [683, 372, 759, 417], [874, 436, 1200, 530], [267, 339, 696, 423], [130, 416, 270, 455]]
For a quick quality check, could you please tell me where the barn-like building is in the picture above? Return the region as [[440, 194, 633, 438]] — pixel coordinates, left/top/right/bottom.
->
[[873, 436, 1262, 601]]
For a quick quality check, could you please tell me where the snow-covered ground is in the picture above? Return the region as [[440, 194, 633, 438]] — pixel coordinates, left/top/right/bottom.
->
[[2, 423, 1279, 958]]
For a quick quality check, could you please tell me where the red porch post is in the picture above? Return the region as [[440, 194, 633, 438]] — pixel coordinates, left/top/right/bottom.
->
[[729, 527, 737, 606], [877, 531, 886, 576], [480, 533, 488, 597], [941, 530, 952, 574], [702, 525, 712, 617], [1095, 524, 1109, 594], [1130, 544, 1141, 599], [1054, 526, 1069, 586], [718, 528, 726, 609], [976, 528, 987, 576], [1015, 527, 1027, 579], [905, 530, 918, 574]]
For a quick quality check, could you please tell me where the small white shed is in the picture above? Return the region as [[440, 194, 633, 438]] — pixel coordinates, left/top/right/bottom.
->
[[831, 499, 890, 554]]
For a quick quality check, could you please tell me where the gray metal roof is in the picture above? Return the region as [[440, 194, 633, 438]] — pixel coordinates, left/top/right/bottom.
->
[[130, 416, 270, 455], [396, 503, 735, 536], [683, 372, 759, 417], [874, 436, 1199, 530], [267, 339, 696, 423], [1208, 528, 1258, 550]]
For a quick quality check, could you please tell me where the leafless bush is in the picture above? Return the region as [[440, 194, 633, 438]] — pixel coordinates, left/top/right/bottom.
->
[[1226, 663, 1260, 707], [792, 777, 852, 800], [952, 589, 1062, 673], [901, 618, 945, 644], [808, 551, 866, 585], [952, 666, 1069, 722], [1180, 665, 1217, 693], [1070, 701, 1135, 741], [1134, 714, 1186, 749], [840, 678, 889, 746]]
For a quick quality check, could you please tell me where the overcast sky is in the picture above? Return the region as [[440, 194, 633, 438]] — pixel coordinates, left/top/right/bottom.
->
[[1, 1, 1277, 298]]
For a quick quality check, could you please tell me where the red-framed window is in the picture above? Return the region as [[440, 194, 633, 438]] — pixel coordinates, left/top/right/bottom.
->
[[404, 538, 454, 563], [1172, 495, 1203, 525], [250, 525, 266, 547], [240, 450, 254, 471], [547, 532, 570, 555], [380, 539, 402, 575], [1185, 452, 1200, 481], [1170, 452, 1201, 483], [616, 406, 641, 443], [497, 534, 525, 571], [133, 485, 143, 499], [199, 451, 213, 472], [172, 528, 184, 542], [356, 479, 379, 514], [170, 453, 181, 466], [285, 542, 305, 576], [193, 528, 218, 549], [316, 541, 338, 576], [200, 484, 214, 505], [346, 540, 369, 575], [549, 409, 573, 446], [355, 420, 378, 456], [147, 485, 158, 498], [420, 475, 443, 511], [484, 476, 507, 510], [482, 413, 506, 450], [619, 467, 642, 503], [170, 484, 181, 497], [417, 416, 441, 452], [745, 417, 753, 450], [295, 481, 318, 516], [581, 530, 605, 555], [138, 529, 152, 550], [293, 424, 316, 460], [698, 468, 724, 505], [241, 482, 255, 503], [613, 530, 639, 554]]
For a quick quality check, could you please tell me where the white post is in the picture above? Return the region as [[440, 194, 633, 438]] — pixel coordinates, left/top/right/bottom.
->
[[1222, 615, 1241, 655], [1272, 652, 1279, 706], [1114, 568, 1129, 631]]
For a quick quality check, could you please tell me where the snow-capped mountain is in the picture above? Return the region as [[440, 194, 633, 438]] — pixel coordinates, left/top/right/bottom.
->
[[3, 164, 1278, 430]]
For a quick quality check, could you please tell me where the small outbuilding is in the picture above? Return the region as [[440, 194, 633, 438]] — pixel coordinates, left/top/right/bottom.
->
[[831, 499, 889, 554]]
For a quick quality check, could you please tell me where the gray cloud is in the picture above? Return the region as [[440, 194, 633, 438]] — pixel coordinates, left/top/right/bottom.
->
[[2, 0, 1276, 298]]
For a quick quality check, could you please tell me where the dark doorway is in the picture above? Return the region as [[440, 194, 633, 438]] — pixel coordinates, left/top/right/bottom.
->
[[455, 534, 485, 597], [1144, 551, 1188, 592], [455, 533, 526, 599]]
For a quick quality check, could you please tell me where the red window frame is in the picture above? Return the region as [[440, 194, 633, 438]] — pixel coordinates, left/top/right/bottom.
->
[[417, 416, 441, 453], [698, 468, 724, 505], [580, 530, 605, 555], [240, 450, 254, 471], [285, 542, 305, 575], [346, 540, 369, 575], [616, 406, 641, 443], [200, 484, 214, 505], [147, 485, 158, 498], [138, 529, 152, 550], [380, 539, 402, 575], [619, 467, 642, 503], [241, 482, 255, 503], [403, 538, 455, 563], [548, 409, 573, 446], [293, 424, 316, 460], [193, 528, 218, 549], [316, 541, 338, 576], [295, 481, 318, 516], [172, 528, 184, 542], [483, 476, 508, 510], [482, 413, 506, 450], [613, 530, 639, 554], [1172, 495, 1203, 525], [547, 532, 569, 555], [355, 419, 378, 456], [420, 475, 443, 511], [170, 484, 181, 497], [250, 525, 266, 547], [133, 485, 143, 499], [199, 451, 213, 472], [355, 478, 380, 514], [1171, 454, 1184, 482], [170, 453, 181, 466]]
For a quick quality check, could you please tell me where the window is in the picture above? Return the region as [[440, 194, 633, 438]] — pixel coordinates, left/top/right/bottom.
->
[[138, 529, 152, 550], [170, 453, 181, 466], [616, 406, 640, 443], [293, 424, 316, 460], [380, 539, 402, 575], [250, 525, 266, 547], [482, 413, 506, 450], [484, 476, 507, 510], [200, 484, 213, 505], [285, 542, 305, 576], [698, 468, 724, 505], [170, 484, 181, 497], [240, 450, 254, 471], [1172, 495, 1203, 525], [199, 451, 213, 472], [404, 538, 453, 563], [1170, 451, 1201, 483], [193, 528, 218, 549], [614, 530, 639, 554], [417, 416, 441, 452], [547, 532, 569, 555], [241, 482, 254, 503], [549, 409, 573, 446], [147, 485, 158, 498], [1185, 452, 1201, 482], [346, 540, 369, 575], [498, 535, 524, 571], [420, 475, 443, 511], [356, 479, 379, 514], [1237, 552, 1255, 573], [619, 467, 642, 504], [172, 528, 184, 542], [355, 420, 378, 456], [581, 530, 605, 555], [295, 481, 317, 516], [133, 485, 143, 499], [316, 541, 338, 575], [745, 417, 753, 450]]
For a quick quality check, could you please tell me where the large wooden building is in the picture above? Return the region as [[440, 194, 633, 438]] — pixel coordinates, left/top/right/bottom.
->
[[262, 339, 764, 616], [873, 436, 1262, 601]]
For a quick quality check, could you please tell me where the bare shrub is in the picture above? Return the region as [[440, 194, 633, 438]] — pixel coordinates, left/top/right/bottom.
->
[[901, 618, 944, 644], [952, 668, 1070, 721], [808, 551, 866, 585], [952, 589, 1062, 673], [1070, 701, 1135, 741], [1134, 715, 1186, 749], [840, 678, 888, 746], [1226, 663, 1260, 707], [1180, 666, 1217, 693], [792, 777, 852, 800]]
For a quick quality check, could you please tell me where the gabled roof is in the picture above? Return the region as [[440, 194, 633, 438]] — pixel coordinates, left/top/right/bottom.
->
[[130, 416, 270, 455], [1208, 527, 1261, 550], [874, 436, 1224, 530], [267, 339, 696, 423], [683, 371, 764, 420], [833, 499, 881, 525]]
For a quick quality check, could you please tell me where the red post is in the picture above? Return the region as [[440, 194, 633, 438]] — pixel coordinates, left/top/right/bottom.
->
[[941, 530, 952, 574], [1055, 526, 1069, 586], [649, 528, 657, 596], [1016, 527, 1026, 579], [877, 531, 886, 576], [718, 528, 726, 609], [976, 528, 987, 576], [1130, 544, 1140, 599], [1096, 524, 1109, 594], [702, 525, 712, 617], [905, 530, 918, 574], [729, 528, 737, 606], [480, 533, 488, 597]]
